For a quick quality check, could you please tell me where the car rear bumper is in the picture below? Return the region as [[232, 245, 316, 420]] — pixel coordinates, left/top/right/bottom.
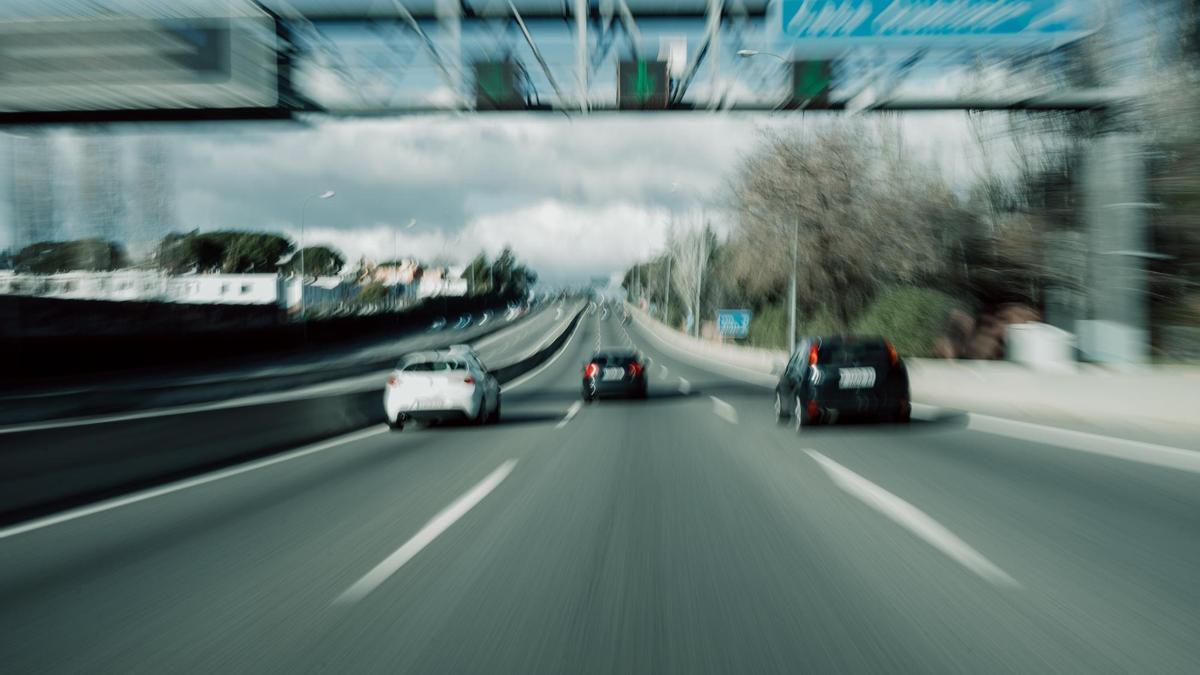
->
[[385, 390, 480, 423], [583, 377, 646, 398], [808, 391, 909, 421]]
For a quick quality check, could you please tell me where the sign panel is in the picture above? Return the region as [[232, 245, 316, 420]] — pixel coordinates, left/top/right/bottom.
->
[[781, 0, 1100, 47], [618, 60, 669, 110], [0, 14, 280, 116], [716, 309, 753, 339], [474, 61, 527, 110], [792, 60, 833, 107]]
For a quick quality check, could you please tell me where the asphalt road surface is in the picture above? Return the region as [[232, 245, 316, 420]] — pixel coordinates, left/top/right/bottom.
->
[[2, 306, 1198, 673]]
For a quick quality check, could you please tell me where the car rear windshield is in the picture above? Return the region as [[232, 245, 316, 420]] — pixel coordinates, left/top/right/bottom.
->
[[402, 359, 469, 372], [818, 339, 889, 364], [593, 353, 638, 365]]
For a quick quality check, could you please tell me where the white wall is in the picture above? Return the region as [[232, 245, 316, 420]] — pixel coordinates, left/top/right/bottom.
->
[[168, 274, 282, 305]]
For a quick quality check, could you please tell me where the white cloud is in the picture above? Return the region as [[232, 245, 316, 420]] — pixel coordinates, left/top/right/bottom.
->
[[15, 112, 993, 282], [463, 200, 673, 282]]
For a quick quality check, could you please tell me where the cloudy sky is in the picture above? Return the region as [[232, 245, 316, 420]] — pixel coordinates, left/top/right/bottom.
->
[[2, 111, 987, 284]]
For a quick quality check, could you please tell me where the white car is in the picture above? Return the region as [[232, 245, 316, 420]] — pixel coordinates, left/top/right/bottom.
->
[[384, 345, 501, 430]]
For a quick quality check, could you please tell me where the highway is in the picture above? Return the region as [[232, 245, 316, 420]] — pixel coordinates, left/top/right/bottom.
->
[[2, 306, 1199, 673]]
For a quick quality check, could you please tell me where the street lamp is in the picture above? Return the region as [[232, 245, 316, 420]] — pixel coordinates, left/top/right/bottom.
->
[[298, 190, 335, 318], [737, 49, 789, 63]]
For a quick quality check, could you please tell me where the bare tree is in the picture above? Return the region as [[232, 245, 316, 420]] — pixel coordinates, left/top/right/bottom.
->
[[668, 213, 713, 337], [727, 122, 951, 328]]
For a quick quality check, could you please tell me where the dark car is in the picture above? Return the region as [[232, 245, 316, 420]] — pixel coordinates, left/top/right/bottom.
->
[[774, 335, 910, 428], [583, 348, 648, 401]]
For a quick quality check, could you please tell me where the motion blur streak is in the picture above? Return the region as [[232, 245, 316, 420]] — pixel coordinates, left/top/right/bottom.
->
[[3, 0, 1200, 672]]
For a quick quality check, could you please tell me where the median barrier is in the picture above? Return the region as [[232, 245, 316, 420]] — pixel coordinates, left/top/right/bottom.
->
[[0, 305, 586, 527]]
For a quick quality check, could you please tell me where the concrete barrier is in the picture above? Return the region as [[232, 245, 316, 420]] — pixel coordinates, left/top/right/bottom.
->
[[0, 305, 586, 527], [628, 303, 1200, 442]]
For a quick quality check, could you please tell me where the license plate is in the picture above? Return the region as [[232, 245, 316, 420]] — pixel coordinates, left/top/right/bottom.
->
[[603, 367, 625, 381], [838, 367, 876, 389]]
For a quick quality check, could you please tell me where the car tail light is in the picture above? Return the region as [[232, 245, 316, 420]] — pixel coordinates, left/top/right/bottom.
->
[[808, 344, 819, 366], [627, 362, 642, 376], [585, 363, 599, 378], [463, 376, 475, 384], [387, 373, 398, 387], [885, 340, 899, 366]]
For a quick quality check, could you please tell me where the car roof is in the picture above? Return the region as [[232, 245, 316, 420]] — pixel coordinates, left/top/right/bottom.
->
[[398, 349, 475, 367], [804, 334, 888, 346]]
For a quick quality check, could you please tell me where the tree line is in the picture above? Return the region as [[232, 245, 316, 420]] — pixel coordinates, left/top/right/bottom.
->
[[9, 230, 539, 302]]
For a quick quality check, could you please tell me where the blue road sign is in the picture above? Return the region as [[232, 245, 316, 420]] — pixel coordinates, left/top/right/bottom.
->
[[781, 0, 1100, 48], [716, 309, 753, 339]]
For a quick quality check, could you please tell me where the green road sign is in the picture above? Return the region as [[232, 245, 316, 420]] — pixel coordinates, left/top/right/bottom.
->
[[618, 60, 669, 109], [791, 60, 832, 108], [474, 61, 525, 110]]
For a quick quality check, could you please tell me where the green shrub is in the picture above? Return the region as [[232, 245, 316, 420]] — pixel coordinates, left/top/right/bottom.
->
[[748, 302, 788, 349], [852, 286, 967, 357], [749, 303, 843, 351]]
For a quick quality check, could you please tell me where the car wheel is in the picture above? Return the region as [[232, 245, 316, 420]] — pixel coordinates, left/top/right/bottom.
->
[[474, 400, 488, 425], [794, 395, 814, 432], [387, 416, 404, 432], [774, 390, 790, 422], [489, 396, 502, 424]]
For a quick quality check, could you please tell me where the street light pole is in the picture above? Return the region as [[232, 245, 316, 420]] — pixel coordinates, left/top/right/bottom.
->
[[663, 252, 672, 327], [788, 216, 798, 355], [298, 190, 335, 318]]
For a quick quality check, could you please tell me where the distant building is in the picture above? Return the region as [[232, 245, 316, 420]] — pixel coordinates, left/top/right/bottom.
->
[[370, 259, 422, 286], [129, 138, 174, 261], [8, 134, 62, 251], [417, 266, 468, 298], [77, 135, 124, 244]]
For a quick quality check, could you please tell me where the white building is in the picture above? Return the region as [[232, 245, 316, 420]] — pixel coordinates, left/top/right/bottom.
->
[[0, 271, 322, 311], [171, 274, 286, 305], [417, 265, 468, 298]]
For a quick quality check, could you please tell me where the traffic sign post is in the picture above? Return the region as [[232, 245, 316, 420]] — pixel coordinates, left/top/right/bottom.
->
[[716, 309, 753, 340]]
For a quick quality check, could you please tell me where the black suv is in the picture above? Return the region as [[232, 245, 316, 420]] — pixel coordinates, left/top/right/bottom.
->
[[774, 336, 910, 428]]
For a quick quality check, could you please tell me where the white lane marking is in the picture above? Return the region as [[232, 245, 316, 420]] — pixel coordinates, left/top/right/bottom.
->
[[0, 426, 390, 540], [556, 401, 583, 429], [658, 364, 669, 378], [625, 309, 1200, 472], [806, 450, 1020, 588], [501, 314, 583, 392], [335, 459, 517, 604], [678, 378, 691, 394], [710, 396, 738, 424], [965, 412, 1200, 474], [556, 308, 563, 320]]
